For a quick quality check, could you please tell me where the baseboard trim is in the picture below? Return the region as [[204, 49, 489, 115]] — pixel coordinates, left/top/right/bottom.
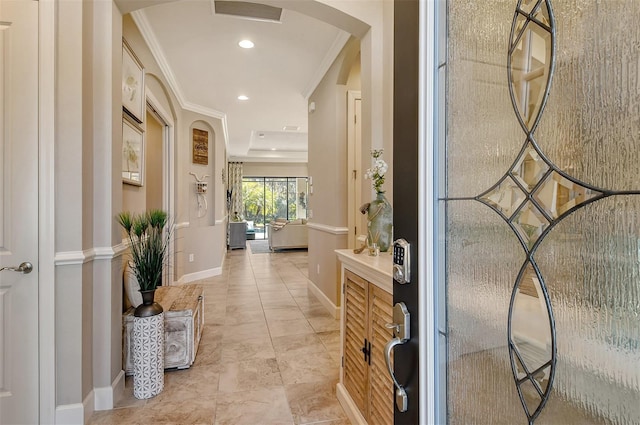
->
[[55, 389, 94, 425], [177, 267, 222, 284], [307, 279, 340, 319], [337, 383, 367, 425], [94, 370, 125, 411]]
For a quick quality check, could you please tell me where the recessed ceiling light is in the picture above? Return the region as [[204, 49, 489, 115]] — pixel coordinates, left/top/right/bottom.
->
[[271, 148, 277, 151], [237, 95, 249, 101], [238, 39, 254, 49]]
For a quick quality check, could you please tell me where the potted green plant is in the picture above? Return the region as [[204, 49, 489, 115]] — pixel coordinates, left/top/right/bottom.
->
[[118, 209, 171, 400], [118, 209, 171, 317]]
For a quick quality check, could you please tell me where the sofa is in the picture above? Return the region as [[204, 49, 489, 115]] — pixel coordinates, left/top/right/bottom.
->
[[267, 218, 308, 250]]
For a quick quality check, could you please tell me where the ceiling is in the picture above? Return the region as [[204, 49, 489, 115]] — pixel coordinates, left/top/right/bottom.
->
[[131, 0, 351, 162]]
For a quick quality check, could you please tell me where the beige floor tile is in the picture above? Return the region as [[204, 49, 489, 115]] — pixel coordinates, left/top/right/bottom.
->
[[151, 366, 219, 403], [259, 290, 294, 301], [192, 342, 222, 369], [272, 333, 326, 357], [214, 387, 294, 425], [317, 330, 341, 353], [268, 318, 315, 338], [226, 286, 259, 295], [258, 283, 289, 292], [221, 337, 275, 362], [255, 277, 285, 285], [224, 308, 266, 325], [89, 247, 349, 425], [141, 397, 216, 424], [218, 358, 283, 393], [225, 297, 263, 310], [307, 316, 340, 333], [294, 296, 324, 309], [222, 321, 269, 343], [285, 380, 347, 425], [277, 351, 339, 385], [264, 307, 307, 322], [87, 406, 150, 425], [199, 325, 224, 346], [301, 304, 335, 319], [262, 297, 299, 309]]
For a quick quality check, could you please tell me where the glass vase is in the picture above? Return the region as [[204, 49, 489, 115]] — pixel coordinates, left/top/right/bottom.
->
[[367, 192, 393, 252]]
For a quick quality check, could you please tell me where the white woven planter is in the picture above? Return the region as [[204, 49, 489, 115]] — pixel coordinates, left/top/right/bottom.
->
[[133, 312, 164, 399]]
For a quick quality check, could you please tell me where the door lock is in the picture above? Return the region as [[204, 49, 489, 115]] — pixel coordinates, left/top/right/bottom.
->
[[393, 239, 410, 284], [384, 302, 410, 413]]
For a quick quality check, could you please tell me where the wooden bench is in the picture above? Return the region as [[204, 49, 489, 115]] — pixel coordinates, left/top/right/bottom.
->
[[123, 284, 204, 375]]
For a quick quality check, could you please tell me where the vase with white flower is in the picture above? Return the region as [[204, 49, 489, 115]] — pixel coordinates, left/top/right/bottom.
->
[[363, 149, 393, 252]]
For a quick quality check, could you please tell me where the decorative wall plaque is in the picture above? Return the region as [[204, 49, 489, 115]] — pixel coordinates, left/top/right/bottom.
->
[[192, 129, 208, 165]]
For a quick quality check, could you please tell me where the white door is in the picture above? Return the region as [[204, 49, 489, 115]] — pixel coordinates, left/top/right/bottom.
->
[[0, 1, 40, 424], [347, 91, 362, 248]]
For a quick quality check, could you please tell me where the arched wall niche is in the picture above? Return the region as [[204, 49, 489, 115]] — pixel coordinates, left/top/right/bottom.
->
[[187, 119, 217, 226]]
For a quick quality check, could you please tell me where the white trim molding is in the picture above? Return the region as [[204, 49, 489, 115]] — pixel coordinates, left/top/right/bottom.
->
[[175, 221, 190, 230], [55, 243, 127, 266], [54, 249, 95, 266], [302, 31, 351, 99], [39, 1, 56, 421], [177, 267, 222, 284], [307, 222, 349, 235], [55, 390, 94, 425], [94, 370, 125, 411], [215, 219, 225, 225], [307, 279, 340, 319]]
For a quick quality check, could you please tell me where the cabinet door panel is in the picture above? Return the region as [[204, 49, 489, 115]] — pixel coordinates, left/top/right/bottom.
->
[[368, 285, 394, 425], [343, 271, 369, 417]]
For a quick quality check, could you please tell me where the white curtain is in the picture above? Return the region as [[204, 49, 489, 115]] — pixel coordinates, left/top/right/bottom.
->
[[227, 162, 243, 218]]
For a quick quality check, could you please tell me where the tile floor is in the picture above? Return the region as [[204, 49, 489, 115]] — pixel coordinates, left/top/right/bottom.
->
[[89, 245, 350, 425]]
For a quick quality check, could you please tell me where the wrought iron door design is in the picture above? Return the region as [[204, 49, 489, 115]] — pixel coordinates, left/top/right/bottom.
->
[[444, 0, 640, 423]]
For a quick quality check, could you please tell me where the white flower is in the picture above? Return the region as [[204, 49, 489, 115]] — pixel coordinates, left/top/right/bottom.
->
[[365, 149, 387, 193]]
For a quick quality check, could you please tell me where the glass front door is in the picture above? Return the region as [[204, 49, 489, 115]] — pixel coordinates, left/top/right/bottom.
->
[[437, 1, 640, 423]]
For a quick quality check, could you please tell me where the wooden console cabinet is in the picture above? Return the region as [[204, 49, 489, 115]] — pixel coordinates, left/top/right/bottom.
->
[[335, 250, 394, 425], [123, 284, 204, 375]]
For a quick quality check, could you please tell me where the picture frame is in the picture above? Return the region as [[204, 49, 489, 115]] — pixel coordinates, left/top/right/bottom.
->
[[192, 128, 209, 165], [122, 39, 145, 124], [122, 116, 145, 186]]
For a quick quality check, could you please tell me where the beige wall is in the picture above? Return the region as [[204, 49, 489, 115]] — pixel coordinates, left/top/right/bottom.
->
[[307, 37, 360, 308], [123, 15, 227, 281], [145, 110, 163, 210], [243, 162, 308, 177]]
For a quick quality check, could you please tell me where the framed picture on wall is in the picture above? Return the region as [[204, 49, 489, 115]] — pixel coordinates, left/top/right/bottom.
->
[[193, 128, 209, 165], [122, 116, 145, 186], [122, 39, 145, 124]]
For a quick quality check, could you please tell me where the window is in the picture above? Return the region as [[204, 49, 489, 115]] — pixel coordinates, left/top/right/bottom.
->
[[242, 177, 308, 236]]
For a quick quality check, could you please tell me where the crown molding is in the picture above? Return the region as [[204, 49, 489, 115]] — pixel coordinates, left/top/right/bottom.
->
[[302, 31, 351, 99], [131, 10, 230, 151]]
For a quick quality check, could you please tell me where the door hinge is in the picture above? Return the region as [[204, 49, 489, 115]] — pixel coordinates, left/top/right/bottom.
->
[[341, 355, 344, 368], [352, 169, 357, 179], [342, 283, 345, 294]]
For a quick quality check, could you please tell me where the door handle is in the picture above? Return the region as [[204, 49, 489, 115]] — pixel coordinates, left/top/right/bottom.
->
[[384, 302, 410, 413], [0, 262, 33, 274]]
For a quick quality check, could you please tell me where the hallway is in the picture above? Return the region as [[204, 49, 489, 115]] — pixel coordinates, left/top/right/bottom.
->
[[89, 245, 349, 424]]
